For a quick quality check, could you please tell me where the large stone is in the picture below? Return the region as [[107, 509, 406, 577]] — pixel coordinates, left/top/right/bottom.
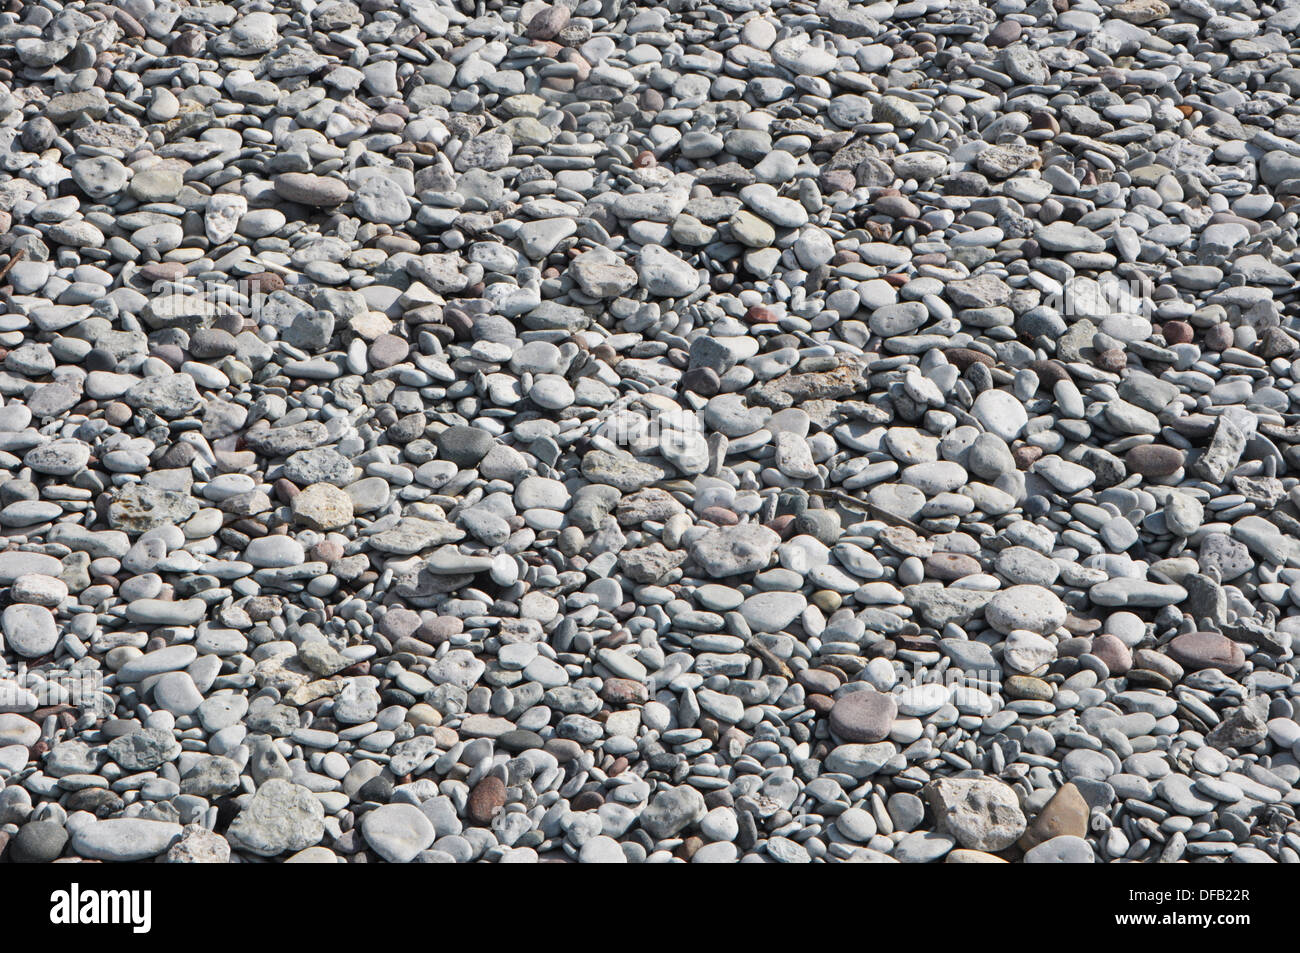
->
[[641, 785, 707, 839], [1, 604, 57, 658], [637, 244, 700, 297], [273, 173, 349, 206], [106, 727, 181, 771], [985, 585, 1066, 635], [108, 484, 200, 534], [70, 819, 183, 861], [360, 803, 437, 862], [690, 524, 781, 578], [1167, 632, 1246, 673], [828, 689, 897, 742], [925, 778, 1026, 851], [291, 483, 355, 530], [227, 779, 325, 857]]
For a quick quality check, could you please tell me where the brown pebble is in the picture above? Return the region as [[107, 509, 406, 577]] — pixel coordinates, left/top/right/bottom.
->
[[944, 347, 995, 371], [310, 540, 343, 563], [677, 836, 703, 861], [1090, 633, 1132, 675], [1029, 110, 1059, 134], [1168, 631, 1246, 673], [700, 506, 738, 526], [1161, 320, 1193, 345], [274, 478, 300, 503], [1260, 326, 1296, 359], [1028, 359, 1070, 390], [139, 261, 187, 283], [797, 668, 841, 695], [807, 693, 834, 716], [171, 29, 205, 56], [415, 615, 463, 645], [466, 775, 506, 825], [766, 514, 796, 538], [601, 678, 648, 705], [246, 271, 284, 294], [1124, 444, 1184, 478], [1013, 444, 1043, 468], [926, 552, 981, 581], [820, 169, 857, 194], [1097, 348, 1127, 372], [1019, 782, 1088, 851]]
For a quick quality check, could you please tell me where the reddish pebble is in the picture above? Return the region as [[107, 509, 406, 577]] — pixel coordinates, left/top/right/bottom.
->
[[274, 478, 300, 503], [1013, 444, 1044, 468], [819, 169, 857, 194], [700, 506, 738, 525], [139, 261, 186, 283], [311, 540, 343, 563], [525, 4, 570, 40], [926, 552, 981, 581], [601, 678, 648, 705], [807, 693, 835, 716], [466, 776, 506, 825], [246, 271, 284, 294], [1091, 634, 1132, 675], [1168, 631, 1246, 673], [1161, 320, 1193, 345], [766, 514, 796, 538], [1097, 348, 1127, 372]]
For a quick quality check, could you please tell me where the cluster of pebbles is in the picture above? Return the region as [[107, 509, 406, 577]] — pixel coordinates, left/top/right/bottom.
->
[[1, 0, 1300, 866]]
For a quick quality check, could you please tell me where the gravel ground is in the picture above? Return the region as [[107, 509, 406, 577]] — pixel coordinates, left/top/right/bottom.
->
[[1, 0, 1299, 864]]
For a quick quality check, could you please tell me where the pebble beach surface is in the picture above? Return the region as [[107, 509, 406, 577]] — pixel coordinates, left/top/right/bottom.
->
[[1, 0, 1300, 864]]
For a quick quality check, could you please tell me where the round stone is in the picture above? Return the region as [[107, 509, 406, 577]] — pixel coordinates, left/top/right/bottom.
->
[[985, 586, 1066, 635], [828, 689, 898, 743], [1, 604, 57, 658]]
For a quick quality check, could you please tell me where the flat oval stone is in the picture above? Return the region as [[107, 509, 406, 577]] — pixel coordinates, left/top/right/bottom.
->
[[70, 819, 183, 861], [984, 585, 1066, 635], [1124, 444, 1184, 477], [1167, 632, 1246, 673]]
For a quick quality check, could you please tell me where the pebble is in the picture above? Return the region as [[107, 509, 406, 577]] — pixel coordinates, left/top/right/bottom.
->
[[69, 819, 183, 862], [0, 0, 1292, 870], [828, 690, 897, 744], [361, 804, 437, 863]]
